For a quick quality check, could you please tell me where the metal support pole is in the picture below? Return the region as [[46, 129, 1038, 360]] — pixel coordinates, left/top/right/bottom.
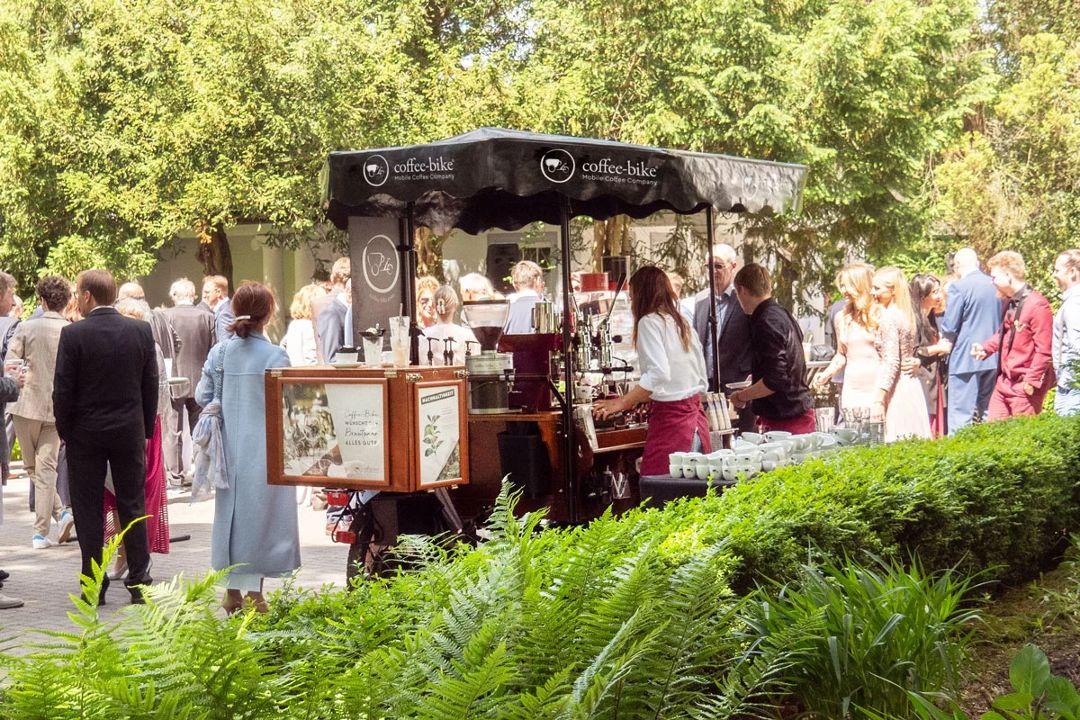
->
[[559, 197, 577, 524], [403, 206, 420, 364], [705, 206, 720, 391]]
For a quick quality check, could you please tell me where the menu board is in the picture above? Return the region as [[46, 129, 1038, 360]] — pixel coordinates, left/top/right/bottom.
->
[[416, 382, 463, 486], [280, 379, 387, 483]]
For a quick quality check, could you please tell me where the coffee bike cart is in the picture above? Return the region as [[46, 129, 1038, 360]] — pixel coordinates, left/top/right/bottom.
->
[[265, 127, 807, 576]]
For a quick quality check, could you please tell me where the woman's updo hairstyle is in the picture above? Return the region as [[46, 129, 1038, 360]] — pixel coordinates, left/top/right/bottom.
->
[[432, 285, 460, 322], [228, 281, 275, 338]]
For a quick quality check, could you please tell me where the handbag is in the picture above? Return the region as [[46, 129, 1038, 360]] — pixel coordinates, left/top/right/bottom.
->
[[190, 340, 233, 502]]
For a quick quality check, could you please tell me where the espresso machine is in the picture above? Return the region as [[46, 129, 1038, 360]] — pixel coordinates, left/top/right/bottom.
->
[[462, 300, 514, 414]]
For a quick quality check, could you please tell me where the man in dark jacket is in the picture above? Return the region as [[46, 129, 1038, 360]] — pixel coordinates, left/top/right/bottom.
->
[[0, 270, 24, 609], [693, 243, 754, 430], [54, 269, 158, 604], [728, 264, 814, 435]]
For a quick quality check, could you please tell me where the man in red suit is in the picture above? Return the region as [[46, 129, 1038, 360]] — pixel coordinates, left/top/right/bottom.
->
[[971, 251, 1055, 419]]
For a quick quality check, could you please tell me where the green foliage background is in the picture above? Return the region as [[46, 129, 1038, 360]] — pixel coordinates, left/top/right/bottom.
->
[[3, 0, 1071, 297]]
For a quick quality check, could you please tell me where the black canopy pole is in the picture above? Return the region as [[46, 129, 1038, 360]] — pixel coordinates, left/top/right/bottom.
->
[[705, 206, 720, 391], [559, 196, 577, 524], [402, 205, 420, 364]]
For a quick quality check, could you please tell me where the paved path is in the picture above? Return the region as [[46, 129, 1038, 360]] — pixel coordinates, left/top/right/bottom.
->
[[0, 471, 350, 653]]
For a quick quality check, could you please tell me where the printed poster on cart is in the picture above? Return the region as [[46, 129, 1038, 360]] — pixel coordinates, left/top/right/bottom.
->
[[417, 384, 462, 486], [280, 381, 386, 483]]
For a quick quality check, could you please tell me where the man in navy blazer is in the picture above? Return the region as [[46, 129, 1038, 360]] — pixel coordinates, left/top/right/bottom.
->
[[53, 269, 158, 604], [938, 248, 1002, 433], [201, 275, 234, 344], [316, 278, 351, 363]]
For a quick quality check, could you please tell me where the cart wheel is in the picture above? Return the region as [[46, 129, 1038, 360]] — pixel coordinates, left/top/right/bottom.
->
[[346, 537, 365, 582]]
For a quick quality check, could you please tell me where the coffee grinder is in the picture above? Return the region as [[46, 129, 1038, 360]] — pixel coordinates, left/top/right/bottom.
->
[[462, 300, 514, 414]]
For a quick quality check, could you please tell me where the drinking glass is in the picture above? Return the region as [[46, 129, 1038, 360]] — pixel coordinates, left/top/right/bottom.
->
[[389, 316, 411, 367]]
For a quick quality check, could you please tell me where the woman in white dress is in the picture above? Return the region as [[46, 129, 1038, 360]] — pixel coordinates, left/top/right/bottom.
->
[[871, 267, 932, 442], [280, 284, 326, 367], [422, 286, 478, 365]]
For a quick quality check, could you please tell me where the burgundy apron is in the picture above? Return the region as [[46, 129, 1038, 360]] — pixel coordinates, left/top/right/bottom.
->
[[639, 395, 711, 476]]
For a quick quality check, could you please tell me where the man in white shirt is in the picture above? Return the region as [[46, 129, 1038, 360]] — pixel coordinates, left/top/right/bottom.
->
[[692, 244, 754, 431], [504, 260, 545, 334], [1053, 248, 1080, 416]]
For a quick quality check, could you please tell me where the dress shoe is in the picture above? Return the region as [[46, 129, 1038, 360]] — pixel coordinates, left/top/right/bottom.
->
[[125, 562, 153, 605], [82, 576, 110, 606]]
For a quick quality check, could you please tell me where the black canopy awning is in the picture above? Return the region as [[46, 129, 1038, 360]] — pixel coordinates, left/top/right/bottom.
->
[[322, 127, 808, 234]]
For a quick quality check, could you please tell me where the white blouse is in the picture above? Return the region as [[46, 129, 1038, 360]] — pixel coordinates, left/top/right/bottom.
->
[[422, 322, 479, 365], [635, 312, 707, 402], [281, 319, 318, 366]]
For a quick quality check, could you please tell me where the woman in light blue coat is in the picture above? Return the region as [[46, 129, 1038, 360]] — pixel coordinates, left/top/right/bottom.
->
[[196, 281, 298, 613]]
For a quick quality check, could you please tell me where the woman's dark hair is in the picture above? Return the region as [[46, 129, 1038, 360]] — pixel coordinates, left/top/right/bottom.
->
[[628, 265, 691, 351], [909, 273, 941, 342], [36, 275, 72, 312], [227, 281, 275, 338]]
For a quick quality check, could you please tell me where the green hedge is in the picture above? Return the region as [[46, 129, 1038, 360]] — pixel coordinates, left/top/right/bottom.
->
[[638, 413, 1080, 590], [4, 415, 1079, 719]]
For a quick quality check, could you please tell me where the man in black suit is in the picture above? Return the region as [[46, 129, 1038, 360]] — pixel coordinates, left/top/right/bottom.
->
[[693, 243, 755, 432], [54, 269, 158, 603], [163, 278, 215, 485]]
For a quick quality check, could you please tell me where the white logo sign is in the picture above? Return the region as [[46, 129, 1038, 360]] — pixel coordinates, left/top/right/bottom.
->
[[362, 154, 389, 187], [361, 234, 399, 294], [540, 149, 575, 184]]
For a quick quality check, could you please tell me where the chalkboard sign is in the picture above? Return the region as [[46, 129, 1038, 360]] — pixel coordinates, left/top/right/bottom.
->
[[349, 216, 402, 352]]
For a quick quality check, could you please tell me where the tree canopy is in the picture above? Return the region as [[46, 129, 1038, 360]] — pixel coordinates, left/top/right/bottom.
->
[[0, 0, 1073, 296]]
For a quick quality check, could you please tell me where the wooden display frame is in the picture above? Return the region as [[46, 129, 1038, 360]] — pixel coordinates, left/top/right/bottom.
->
[[265, 365, 470, 492], [411, 379, 470, 490]]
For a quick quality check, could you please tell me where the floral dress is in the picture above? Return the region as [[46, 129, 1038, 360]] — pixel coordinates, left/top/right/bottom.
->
[[875, 306, 932, 442]]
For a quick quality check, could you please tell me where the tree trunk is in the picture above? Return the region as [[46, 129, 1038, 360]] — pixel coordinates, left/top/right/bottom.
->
[[415, 226, 449, 282], [590, 216, 632, 272], [195, 220, 234, 291]]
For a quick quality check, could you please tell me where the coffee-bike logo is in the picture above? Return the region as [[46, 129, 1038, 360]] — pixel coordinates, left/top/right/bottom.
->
[[540, 149, 576, 184], [362, 234, 399, 295], [362, 154, 390, 187]]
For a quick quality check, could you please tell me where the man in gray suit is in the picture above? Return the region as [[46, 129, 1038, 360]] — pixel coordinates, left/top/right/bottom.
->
[[163, 278, 215, 485], [118, 282, 181, 362], [201, 275, 234, 344], [693, 243, 755, 431]]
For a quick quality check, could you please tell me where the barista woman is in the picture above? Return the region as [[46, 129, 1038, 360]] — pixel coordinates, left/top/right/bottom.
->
[[593, 266, 711, 476], [422, 285, 478, 365]]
